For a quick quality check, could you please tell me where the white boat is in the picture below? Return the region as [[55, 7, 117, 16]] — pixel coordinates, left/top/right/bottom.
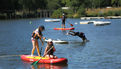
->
[[45, 19, 60, 22], [45, 39, 68, 44], [80, 21, 93, 24], [93, 21, 111, 26], [80, 17, 104, 20]]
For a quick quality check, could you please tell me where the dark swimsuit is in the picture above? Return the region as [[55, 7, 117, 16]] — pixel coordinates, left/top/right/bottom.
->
[[62, 16, 66, 24], [71, 32, 87, 40], [78, 33, 87, 40], [31, 28, 42, 41], [46, 45, 54, 55], [32, 28, 42, 40]]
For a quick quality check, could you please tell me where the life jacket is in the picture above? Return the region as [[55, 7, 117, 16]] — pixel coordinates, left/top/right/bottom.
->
[[62, 16, 66, 21], [32, 28, 42, 39]]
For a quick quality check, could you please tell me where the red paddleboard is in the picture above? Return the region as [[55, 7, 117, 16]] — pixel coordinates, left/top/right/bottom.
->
[[21, 55, 67, 64], [54, 27, 74, 30]]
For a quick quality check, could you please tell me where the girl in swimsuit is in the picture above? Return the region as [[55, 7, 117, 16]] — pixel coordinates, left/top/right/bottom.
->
[[31, 26, 45, 56]]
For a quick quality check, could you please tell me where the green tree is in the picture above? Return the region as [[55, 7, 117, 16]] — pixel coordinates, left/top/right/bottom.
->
[[18, 0, 33, 10], [51, 8, 62, 18], [118, 0, 121, 6], [111, 0, 119, 7], [77, 6, 86, 17], [0, 0, 20, 10], [46, 0, 61, 10], [18, 0, 47, 10]]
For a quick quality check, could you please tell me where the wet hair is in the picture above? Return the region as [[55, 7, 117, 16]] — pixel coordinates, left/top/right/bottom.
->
[[39, 25, 45, 30]]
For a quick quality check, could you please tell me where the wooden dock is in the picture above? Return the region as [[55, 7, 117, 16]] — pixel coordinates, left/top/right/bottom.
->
[[80, 17, 104, 20], [80, 16, 121, 20]]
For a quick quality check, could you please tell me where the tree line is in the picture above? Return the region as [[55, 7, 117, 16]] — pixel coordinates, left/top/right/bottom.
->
[[1, 0, 121, 19], [0, 0, 121, 10]]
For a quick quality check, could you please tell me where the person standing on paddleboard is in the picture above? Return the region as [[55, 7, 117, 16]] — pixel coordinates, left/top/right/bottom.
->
[[62, 13, 66, 28], [31, 26, 45, 56], [68, 31, 88, 42]]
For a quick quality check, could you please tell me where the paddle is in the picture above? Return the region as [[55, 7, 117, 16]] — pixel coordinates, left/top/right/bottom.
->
[[68, 23, 73, 27], [39, 37, 45, 56], [31, 46, 54, 65], [40, 46, 43, 56], [66, 21, 73, 27]]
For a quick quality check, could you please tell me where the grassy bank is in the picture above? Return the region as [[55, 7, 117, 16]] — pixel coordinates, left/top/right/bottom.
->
[[86, 7, 121, 17], [51, 7, 121, 18]]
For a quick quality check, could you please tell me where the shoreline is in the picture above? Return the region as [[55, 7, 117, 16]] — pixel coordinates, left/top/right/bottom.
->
[[80, 16, 121, 20], [1, 16, 121, 20]]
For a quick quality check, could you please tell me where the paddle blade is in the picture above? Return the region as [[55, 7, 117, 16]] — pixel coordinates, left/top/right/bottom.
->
[[31, 60, 39, 65], [70, 24, 73, 27], [69, 23, 73, 27]]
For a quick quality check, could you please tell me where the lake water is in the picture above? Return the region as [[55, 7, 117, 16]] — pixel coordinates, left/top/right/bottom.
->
[[0, 18, 121, 69]]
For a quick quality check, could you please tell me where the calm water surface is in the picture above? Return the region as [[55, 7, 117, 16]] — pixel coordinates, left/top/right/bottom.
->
[[0, 18, 121, 69]]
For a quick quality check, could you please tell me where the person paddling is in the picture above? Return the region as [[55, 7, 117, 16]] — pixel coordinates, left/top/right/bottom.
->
[[44, 39, 57, 59], [31, 26, 45, 56], [68, 31, 88, 42], [62, 13, 66, 28]]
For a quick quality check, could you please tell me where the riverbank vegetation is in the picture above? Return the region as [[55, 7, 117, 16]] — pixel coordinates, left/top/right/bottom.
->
[[1, 0, 121, 19]]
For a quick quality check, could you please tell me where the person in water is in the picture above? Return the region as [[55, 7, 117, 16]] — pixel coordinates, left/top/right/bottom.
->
[[62, 13, 66, 28], [44, 39, 57, 59], [31, 26, 45, 56], [68, 31, 88, 42]]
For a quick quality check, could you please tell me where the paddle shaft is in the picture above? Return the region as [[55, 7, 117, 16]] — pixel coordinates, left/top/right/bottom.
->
[[40, 46, 43, 56], [39, 36, 44, 56], [31, 46, 54, 65], [66, 21, 73, 27]]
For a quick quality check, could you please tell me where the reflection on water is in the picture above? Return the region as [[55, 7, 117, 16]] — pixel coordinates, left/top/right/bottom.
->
[[31, 63, 68, 69], [22, 61, 68, 69], [62, 30, 68, 35], [69, 41, 87, 46]]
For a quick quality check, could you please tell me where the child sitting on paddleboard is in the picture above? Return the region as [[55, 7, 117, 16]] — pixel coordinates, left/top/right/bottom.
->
[[68, 30, 88, 42], [44, 39, 57, 59]]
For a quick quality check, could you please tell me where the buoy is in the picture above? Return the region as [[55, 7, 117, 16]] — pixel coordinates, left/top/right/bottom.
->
[[29, 21, 32, 24], [75, 22, 78, 24]]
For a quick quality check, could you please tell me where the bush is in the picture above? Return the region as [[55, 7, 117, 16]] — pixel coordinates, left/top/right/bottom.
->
[[76, 7, 86, 17], [106, 10, 121, 16], [67, 14, 74, 18], [106, 11, 115, 16], [87, 12, 98, 17], [97, 12, 107, 17], [51, 9, 62, 18], [115, 10, 121, 16], [63, 9, 74, 18], [51, 8, 74, 18]]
